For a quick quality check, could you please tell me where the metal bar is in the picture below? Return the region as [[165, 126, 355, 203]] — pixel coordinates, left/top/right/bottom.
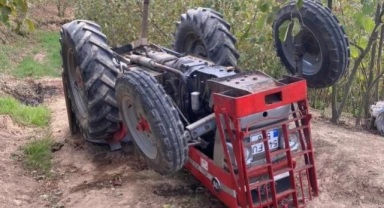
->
[[186, 113, 216, 139], [141, 0, 149, 39], [262, 129, 278, 208], [234, 118, 253, 208], [306, 169, 313, 200], [282, 124, 299, 207], [222, 114, 248, 207], [299, 171, 304, 204], [299, 101, 319, 196], [214, 108, 243, 205], [127, 54, 185, 80], [258, 186, 262, 207]]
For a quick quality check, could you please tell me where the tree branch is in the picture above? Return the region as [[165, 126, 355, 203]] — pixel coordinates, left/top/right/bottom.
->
[[349, 41, 364, 54]]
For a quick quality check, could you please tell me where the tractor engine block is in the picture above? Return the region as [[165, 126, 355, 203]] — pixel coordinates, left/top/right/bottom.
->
[[145, 50, 236, 122]]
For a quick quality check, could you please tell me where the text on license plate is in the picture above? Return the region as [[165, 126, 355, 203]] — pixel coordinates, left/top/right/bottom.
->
[[250, 129, 279, 155]]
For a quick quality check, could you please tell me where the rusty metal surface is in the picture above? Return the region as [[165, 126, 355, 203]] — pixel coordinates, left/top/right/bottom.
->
[[207, 71, 284, 95]]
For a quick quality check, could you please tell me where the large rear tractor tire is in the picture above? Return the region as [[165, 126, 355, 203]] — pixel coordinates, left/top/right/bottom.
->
[[174, 8, 240, 67], [116, 69, 188, 175], [60, 20, 121, 142], [273, 0, 350, 89]]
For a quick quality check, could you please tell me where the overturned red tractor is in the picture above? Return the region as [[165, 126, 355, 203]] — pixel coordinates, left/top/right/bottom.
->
[[60, 0, 349, 207]]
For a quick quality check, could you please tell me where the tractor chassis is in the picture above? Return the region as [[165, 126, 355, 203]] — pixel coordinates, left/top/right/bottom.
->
[[62, 48, 319, 207]]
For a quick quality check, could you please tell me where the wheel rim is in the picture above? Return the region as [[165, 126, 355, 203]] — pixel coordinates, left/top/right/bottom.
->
[[183, 33, 208, 58], [67, 48, 87, 119], [282, 25, 323, 75], [121, 95, 157, 160]]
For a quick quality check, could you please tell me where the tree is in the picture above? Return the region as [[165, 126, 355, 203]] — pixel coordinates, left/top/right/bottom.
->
[[0, 0, 34, 32]]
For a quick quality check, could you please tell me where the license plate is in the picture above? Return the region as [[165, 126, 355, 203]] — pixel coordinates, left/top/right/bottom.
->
[[250, 129, 279, 155]]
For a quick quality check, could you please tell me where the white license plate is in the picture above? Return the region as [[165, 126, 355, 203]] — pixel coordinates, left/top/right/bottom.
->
[[250, 129, 279, 155]]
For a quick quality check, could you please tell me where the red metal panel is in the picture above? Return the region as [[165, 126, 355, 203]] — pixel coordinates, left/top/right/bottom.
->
[[211, 76, 318, 208], [213, 78, 307, 118], [185, 147, 239, 208]]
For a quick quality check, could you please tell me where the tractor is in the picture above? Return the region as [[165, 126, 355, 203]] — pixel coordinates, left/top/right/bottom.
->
[[60, 0, 349, 207]]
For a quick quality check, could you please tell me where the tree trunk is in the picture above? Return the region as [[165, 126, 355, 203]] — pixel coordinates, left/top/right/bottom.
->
[[378, 5, 384, 100], [331, 84, 338, 124], [334, 18, 382, 123]]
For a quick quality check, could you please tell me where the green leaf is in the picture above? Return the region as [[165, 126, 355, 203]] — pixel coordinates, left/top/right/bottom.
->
[[266, 12, 275, 25], [357, 37, 368, 49], [381, 15, 384, 23], [354, 12, 375, 32], [291, 18, 301, 36], [353, 12, 365, 28], [256, 14, 267, 30], [16, 0, 28, 13], [363, 18, 375, 33], [278, 20, 291, 42], [362, 1, 375, 15], [257, 0, 271, 13], [296, 0, 303, 9], [1, 6, 11, 23], [233, 1, 241, 12], [350, 45, 359, 58], [25, 18, 35, 32]]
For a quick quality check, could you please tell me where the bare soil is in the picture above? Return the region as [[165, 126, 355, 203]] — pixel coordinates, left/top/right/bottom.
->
[[30, 4, 74, 31], [1, 77, 384, 208]]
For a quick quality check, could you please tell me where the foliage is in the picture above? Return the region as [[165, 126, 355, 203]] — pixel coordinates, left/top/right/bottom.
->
[[22, 137, 54, 173], [75, 0, 384, 127], [0, 96, 50, 127], [0, 0, 34, 32], [55, 0, 73, 17]]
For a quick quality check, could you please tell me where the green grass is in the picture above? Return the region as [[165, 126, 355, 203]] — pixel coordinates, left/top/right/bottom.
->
[[0, 30, 62, 78], [0, 97, 50, 127], [22, 138, 54, 173]]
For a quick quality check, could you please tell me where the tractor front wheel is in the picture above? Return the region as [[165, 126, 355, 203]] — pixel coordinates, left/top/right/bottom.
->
[[116, 69, 188, 175], [273, 0, 350, 89]]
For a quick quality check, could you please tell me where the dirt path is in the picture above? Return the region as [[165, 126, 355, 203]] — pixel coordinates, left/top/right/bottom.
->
[[308, 118, 384, 208], [0, 115, 46, 208], [2, 78, 384, 208]]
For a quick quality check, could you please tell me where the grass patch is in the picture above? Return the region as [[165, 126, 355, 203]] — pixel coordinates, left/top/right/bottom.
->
[[0, 97, 50, 127], [22, 137, 54, 173], [1, 30, 61, 78], [13, 56, 60, 77]]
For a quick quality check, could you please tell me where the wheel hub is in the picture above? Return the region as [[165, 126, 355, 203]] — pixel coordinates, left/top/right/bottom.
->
[[121, 96, 157, 160], [136, 116, 151, 132], [75, 66, 84, 90], [67, 48, 87, 119]]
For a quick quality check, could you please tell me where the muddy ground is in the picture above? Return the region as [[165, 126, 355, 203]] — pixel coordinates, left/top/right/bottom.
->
[[1, 76, 384, 208]]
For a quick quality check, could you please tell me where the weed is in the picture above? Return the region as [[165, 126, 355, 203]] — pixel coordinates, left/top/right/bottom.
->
[[1, 30, 61, 78], [22, 137, 54, 173], [0, 97, 50, 127]]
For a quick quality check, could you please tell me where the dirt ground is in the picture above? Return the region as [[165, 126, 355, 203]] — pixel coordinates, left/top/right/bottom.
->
[[1, 77, 384, 208]]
